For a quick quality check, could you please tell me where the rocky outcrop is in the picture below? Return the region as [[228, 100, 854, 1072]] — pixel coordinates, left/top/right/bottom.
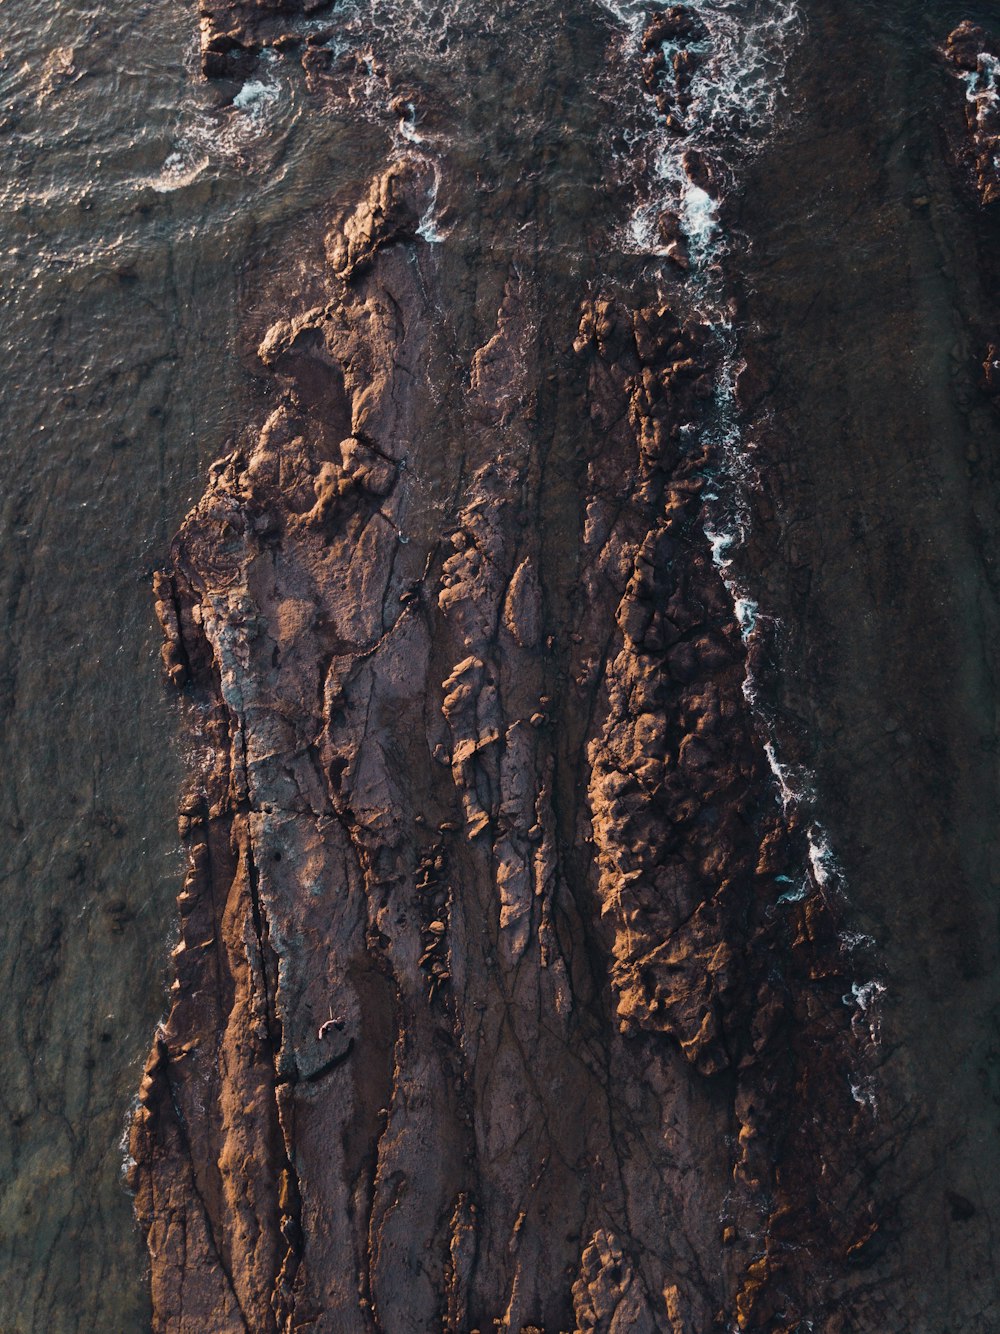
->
[[944, 22, 1000, 206], [640, 7, 707, 137], [325, 160, 435, 279], [196, 0, 315, 79], [130, 6, 887, 1333], [572, 290, 880, 1328], [130, 155, 878, 1330]]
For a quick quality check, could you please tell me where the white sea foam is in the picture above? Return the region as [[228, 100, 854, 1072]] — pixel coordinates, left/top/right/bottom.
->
[[220, 53, 285, 148], [149, 144, 210, 193], [608, 0, 801, 262], [844, 978, 886, 1050], [962, 50, 1000, 105], [415, 157, 450, 242], [334, 0, 469, 61], [681, 181, 719, 256], [233, 75, 280, 116], [848, 979, 886, 1012], [118, 1101, 139, 1180], [775, 874, 809, 905], [417, 206, 445, 242], [846, 972, 886, 1110], [807, 825, 838, 888], [961, 51, 1000, 172], [763, 741, 800, 809], [147, 50, 290, 187], [850, 1076, 877, 1111], [733, 595, 758, 639], [704, 521, 735, 566], [592, 0, 647, 32], [396, 101, 426, 145]]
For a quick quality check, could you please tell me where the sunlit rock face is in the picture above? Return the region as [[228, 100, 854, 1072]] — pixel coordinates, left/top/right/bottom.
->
[[125, 2, 1000, 1331]]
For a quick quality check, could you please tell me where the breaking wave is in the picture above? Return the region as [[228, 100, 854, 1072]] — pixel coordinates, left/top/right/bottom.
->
[[148, 48, 292, 191], [606, 0, 801, 260]]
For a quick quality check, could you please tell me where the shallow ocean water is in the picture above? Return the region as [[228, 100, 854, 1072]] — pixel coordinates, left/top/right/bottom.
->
[[0, 2, 383, 1327]]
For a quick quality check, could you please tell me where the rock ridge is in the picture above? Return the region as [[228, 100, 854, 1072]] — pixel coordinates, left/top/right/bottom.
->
[[131, 7, 887, 1332]]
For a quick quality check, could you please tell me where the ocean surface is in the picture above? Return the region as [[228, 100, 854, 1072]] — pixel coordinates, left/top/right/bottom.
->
[[2, 0, 999, 1328], [0, 2, 367, 1325]]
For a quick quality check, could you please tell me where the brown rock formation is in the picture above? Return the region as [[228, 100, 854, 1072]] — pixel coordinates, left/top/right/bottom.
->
[[130, 194, 876, 1334], [197, 0, 314, 79], [944, 22, 1000, 206], [640, 7, 707, 136], [129, 4, 891, 1332]]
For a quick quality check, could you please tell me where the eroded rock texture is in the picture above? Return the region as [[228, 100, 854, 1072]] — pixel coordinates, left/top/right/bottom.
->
[[129, 5, 888, 1332], [944, 22, 1000, 206], [130, 174, 877, 1334]]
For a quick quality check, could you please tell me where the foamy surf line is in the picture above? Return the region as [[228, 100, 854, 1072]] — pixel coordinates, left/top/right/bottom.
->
[[605, 0, 801, 262], [606, 0, 886, 1100], [148, 47, 292, 189]]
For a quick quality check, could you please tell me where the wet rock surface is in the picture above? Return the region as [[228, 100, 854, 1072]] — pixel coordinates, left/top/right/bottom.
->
[[944, 21, 1000, 205], [736, 2, 1000, 1328], [121, 0, 999, 1332], [130, 204, 875, 1330]]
